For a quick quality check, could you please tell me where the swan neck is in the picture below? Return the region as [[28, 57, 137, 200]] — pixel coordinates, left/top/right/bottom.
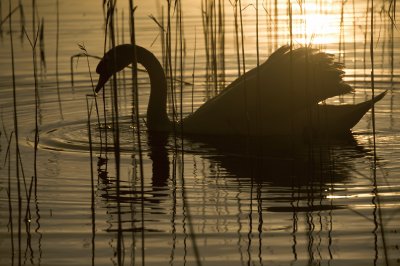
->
[[136, 46, 171, 131]]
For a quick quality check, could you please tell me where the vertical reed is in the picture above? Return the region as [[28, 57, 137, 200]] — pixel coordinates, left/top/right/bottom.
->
[[352, 0, 357, 90], [55, 0, 64, 119], [39, 18, 46, 76], [363, 0, 370, 76], [217, 0, 225, 89], [8, 0, 22, 264], [6, 132, 15, 265], [31, 0, 39, 196], [0, 1, 3, 38], [338, 0, 346, 62], [85, 95, 96, 266], [233, 0, 241, 77], [106, 2, 123, 264], [274, 0, 278, 48], [18, 0, 25, 41], [191, 30, 197, 113], [238, 0, 248, 135], [370, 2, 389, 265], [129, 0, 145, 264], [166, 0, 177, 131]]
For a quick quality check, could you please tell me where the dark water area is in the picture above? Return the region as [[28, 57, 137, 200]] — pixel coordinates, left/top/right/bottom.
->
[[1, 0, 400, 265]]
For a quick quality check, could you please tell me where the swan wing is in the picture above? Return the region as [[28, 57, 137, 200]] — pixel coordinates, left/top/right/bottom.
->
[[262, 46, 353, 109]]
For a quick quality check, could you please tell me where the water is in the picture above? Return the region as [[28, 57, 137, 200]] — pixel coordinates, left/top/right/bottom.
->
[[1, 0, 400, 265]]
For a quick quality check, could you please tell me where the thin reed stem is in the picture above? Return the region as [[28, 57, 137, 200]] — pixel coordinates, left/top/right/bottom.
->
[[238, 0, 248, 135], [370, 3, 389, 265], [86, 96, 96, 266], [129, 1, 145, 265], [8, 1, 22, 264], [55, 0, 63, 120], [5, 132, 14, 262], [107, 2, 123, 265]]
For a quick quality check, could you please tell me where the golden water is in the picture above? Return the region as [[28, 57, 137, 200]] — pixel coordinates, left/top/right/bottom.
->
[[0, 0, 400, 265]]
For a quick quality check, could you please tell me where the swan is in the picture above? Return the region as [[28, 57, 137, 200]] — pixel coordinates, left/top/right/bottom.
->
[[95, 44, 386, 138]]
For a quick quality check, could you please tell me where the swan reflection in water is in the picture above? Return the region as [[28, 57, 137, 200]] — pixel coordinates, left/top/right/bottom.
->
[[95, 130, 375, 265], [97, 128, 370, 213]]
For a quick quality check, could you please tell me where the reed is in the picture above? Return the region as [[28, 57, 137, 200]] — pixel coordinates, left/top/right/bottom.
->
[[165, 0, 177, 132], [8, 1, 22, 263], [338, 0, 346, 62], [0, 5, 20, 29], [217, 0, 225, 90], [191, 30, 197, 113], [106, 1, 123, 264], [78, 43, 103, 149], [21, 0, 40, 196], [70, 53, 102, 89], [5, 132, 14, 265], [352, 0, 357, 91], [238, 0, 249, 135], [232, 0, 242, 77], [85, 95, 96, 266], [55, 0, 64, 119], [39, 18, 46, 76], [0, 1, 3, 39], [363, 0, 370, 77], [370, 2, 389, 265], [129, 1, 145, 264], [18, 0, 25, 41]]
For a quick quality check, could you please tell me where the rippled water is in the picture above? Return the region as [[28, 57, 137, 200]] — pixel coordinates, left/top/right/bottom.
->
[[1, 0, 400, 265]]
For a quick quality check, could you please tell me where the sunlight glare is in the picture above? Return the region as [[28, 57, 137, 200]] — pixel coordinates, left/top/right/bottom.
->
[[292, 2, 341, 45]]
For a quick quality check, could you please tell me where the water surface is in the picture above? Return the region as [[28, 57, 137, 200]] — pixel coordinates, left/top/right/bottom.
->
[[1, 0, 400, 265]]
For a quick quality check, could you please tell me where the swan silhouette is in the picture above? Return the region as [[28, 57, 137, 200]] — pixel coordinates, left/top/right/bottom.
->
[[95, 44, 386, 138]]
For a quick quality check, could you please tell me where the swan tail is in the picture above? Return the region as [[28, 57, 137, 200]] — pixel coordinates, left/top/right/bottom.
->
[[309, 90, 387, 137]]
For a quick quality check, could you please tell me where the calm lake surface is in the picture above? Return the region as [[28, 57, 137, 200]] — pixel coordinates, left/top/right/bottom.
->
[[1, 0, 400, 265]]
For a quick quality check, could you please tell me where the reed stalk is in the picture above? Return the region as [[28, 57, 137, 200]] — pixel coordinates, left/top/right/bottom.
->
[[178, 0, 184, 132], [177, 1, 201, 264], [0, 5, 19, 28], [191, 30, 197, 114], [363, 0, 370, 78], [201, 0, 210, 98], [27, 0, 40, 196], [238, 0, 249, 136], [6, 132, 15, 265], [166, 0, 177, 133], [233, 1, 241, 77], [78, 43, 103, 148], [0, 1, 3, 38], [18, 0, 25, 41], [211, 0, 218, 96], [255, 0, 261, 140], [129, 1, 145, 264], [39, 18, 46, 76], [121, 10, 127, 110], [339, 0, 346, 62], [217, 0, 225, 89], [352, 0, 357, 91], [55, 0, 64, 119], [8, 1, 22, 264], [107, 2, 123, 264], [85, 95, 96, 266], [370, 2, 389, 265], [274, 0, 278, 48]]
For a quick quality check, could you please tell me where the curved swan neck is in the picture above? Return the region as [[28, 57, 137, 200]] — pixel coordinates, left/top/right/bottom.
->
[[134, 45, 171, 131]]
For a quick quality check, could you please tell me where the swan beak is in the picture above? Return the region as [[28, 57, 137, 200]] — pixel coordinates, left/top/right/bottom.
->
[[95, 74, 110, 94]]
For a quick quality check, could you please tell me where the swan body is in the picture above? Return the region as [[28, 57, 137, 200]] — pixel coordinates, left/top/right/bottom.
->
[[95, 44, 386, 138]]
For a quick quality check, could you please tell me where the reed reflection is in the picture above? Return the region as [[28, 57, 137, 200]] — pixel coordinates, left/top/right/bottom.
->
[[94, 128, 379, 265]]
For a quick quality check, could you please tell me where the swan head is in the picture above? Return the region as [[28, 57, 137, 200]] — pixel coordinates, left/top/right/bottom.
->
[[95, 44, 135, 93]]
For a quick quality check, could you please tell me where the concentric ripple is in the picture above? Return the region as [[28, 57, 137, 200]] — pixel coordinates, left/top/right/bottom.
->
[[36, 116, 143, 153]]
